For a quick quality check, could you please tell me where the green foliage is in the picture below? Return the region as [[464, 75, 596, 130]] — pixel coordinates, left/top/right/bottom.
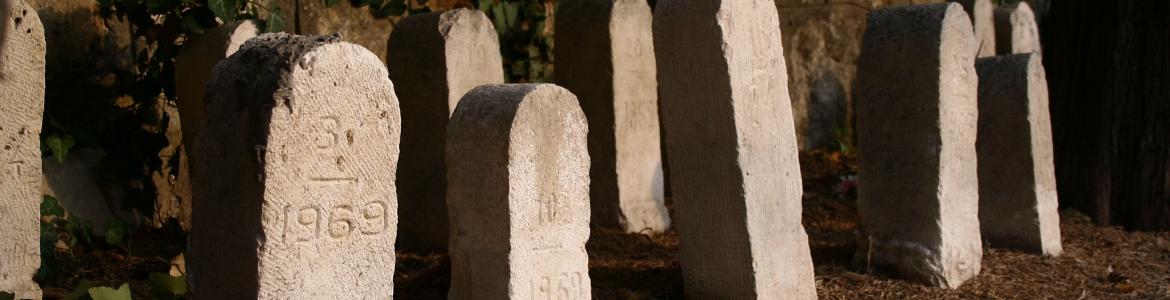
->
[[0, 292, 14, 300], [71, 0, 286, 223], [38, 196, 65, 282], [477, 0, 554, 82], [45, 134, 75, 164], [104, 218, 132, 247], [149, 273, 188, 300], [88, 283, 133, 300]]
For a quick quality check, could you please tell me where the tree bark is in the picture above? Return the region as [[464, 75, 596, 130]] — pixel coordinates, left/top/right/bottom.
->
[[1041, 0, 1170, 230]]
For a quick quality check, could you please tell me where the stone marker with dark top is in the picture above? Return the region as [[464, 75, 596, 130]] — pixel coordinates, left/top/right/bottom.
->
[[855, 3, 983, 289], [556, 0, 669, 233], [446, 84, 591, 300], [976, 53, 1062, 256], [654, 0, 817, 298], [387, 8, 504, 252], [0, 0, 45, 298], [994, 2, 1041, 55], [949, 0, 996, 57], [189, 33, 400, 298]]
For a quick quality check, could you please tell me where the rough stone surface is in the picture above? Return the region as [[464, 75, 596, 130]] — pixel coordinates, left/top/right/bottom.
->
[[654, 0, 816, 298], [387, 8, 503, 252], [855, 3, 982, 288], [975, 53, 1062, 256], [774, 0, 946, 150], [189, 33, 400, 298], [273, 0, 395, 62], [949, 0, 995, 57], [994, 2, 1040, 55], [0, 0, 44, 298], [556, 0, 668, 233], [446, 84, 591, 300]]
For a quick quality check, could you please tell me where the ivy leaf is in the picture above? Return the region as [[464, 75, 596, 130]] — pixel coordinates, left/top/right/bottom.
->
[[503, 1, 520, 28], [88, 283, 132, 300], [208, 0, 238, 22], [180, 12, 207, 34], [149, 273, 188, 300], [266, 2, 285, 33], [477, 0, 492, 10], [384, 0, 407, 15], [491, 3, 507, 34], [46, 134, 75, 164], [324, 0, 341, 7], [41, 195, 65, 218], [104, 218, 130, 247]]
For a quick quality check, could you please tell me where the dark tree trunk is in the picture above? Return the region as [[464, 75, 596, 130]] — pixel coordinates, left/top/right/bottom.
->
[[1041, 0, 1170, 230]]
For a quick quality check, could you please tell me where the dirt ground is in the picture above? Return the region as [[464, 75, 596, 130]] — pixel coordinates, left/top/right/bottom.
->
[[38, 151, 1170, 299]]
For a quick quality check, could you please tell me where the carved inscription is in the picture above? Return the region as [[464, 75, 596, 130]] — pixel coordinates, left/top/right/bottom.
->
[[530, 272, 587, 300], [4, 161, 24, 179], [311, 116, 358, 183], [283, 200, 389, 243], [615, 101, 656, 129], [537, 193, 563, 226]]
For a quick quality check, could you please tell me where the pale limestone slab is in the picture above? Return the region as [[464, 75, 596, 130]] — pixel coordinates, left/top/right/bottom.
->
[[653, 0, 816, 298], [446, 84, 591, 300], [387, 8, 503, 252], [556, 0, 668, 234], [856, 3, 982, 288], [189, 33, 400, 299], [949, 0, 996, 57], [975, 53, 1062, 256], [0, 0, 44, 298], [994, 2, 1041, 55]]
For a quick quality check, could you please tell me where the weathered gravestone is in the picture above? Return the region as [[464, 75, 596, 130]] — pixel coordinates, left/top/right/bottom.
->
[[654, 0, 816, 298], [175, 20, 260, 156], [387, 8, 504, 252], [994, 2, 1041, 55], [556, 0, 669, 233], [189, 33, 401, 298], [975, 53, 1062, 256], [161, 20, 259, 231], [856, 3, 982, 288], [446, 84, 591, 300], [0, 0, 44, 298], [949, 0, 996, 57]]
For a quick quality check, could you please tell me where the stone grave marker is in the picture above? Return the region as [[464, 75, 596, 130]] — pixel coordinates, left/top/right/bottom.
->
[[189, 33, 400, 298], [387, 8, 504, 252], [856, 3, 982, 288], [175, 20, 259, 155], [0, 0, 45, 298], [556, 0, 669, 234], [995, 2, 1041, 55], [949, 0, 996, 57], [975, 53, 1062, 256], [446, 84, 591, 300], [653, 0, 817, 298]]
